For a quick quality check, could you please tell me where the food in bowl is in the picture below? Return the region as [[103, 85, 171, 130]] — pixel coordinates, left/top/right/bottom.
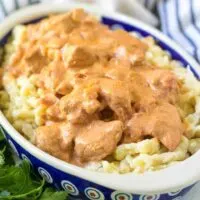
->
[[0, 9, 200, 174]]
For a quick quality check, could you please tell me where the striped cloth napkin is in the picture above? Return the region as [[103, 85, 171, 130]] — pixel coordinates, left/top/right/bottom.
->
[[0, 0, 200, 63]]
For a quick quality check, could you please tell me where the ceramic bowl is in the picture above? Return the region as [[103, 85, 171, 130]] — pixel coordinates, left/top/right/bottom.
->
[[0, 3, 200, 200]]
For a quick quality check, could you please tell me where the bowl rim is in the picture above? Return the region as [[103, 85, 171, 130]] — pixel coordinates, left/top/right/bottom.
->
[[0, 2, 200, 195]]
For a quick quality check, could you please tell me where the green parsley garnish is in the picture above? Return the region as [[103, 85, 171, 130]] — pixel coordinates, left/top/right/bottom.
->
[[0, 130, 68, 200]]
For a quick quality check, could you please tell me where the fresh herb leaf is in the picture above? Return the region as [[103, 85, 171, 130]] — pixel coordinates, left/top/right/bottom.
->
[[39, 188, 68, 200], [0, 132, 4, 143], [0, 129, 68, 200], [0, 161, 45, 199], [0, 147, 5, 166]]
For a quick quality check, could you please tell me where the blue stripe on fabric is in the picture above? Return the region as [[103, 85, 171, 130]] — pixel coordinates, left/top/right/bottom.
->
[[157, 2, 166, 33], [0, 0, 8, 16], [191, 0, 200, 33], [159, 2, 168, 34], [159, 1, 189, 49], [175, 0, 198, 59], [188, 0, 200, 63], [183, 0, 200, 48], [167, 0, 195, 51], [161, 1, 173, 38]]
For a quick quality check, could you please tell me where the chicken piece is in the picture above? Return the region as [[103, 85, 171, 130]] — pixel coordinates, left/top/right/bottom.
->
[[99, 78, 132, 122], [49, 9, 95, 29], [75, 120, 123, 162], [54, 77, 132, 124], [46, 103, 66, 121], [42, 11, 79, 34], [26, 9, 93, 44], [50, 60, 67, 90], [129, 72, 157, 112], [70, 8, 92, 22], [40, 93, 58, 106], [138, 68, 179, 104], [55, 80, 73, 95], [123, 103, 183, 151], [24, 47, 48, 74], [112, 30, 147, 65], [35, 123, 76, 161], [36, 60, 69, 93], [46, 36, 67, 49], [62, 44, 95, 68], [113, 29, 147, 49], [59, 81, 101, 124]]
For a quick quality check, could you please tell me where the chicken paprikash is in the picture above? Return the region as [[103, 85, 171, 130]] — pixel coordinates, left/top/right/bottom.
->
[[1, 9, 200, 173]]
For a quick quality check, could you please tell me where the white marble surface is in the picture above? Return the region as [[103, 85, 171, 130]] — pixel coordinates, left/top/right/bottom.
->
[[184, 182, 200, 200]]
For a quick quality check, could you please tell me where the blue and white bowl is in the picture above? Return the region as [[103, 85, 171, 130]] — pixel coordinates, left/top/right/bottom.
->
[[0, 3, 200, 200]]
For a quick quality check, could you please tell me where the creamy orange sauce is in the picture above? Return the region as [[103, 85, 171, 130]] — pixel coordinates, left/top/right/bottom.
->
[[2, 9, 184, 165]]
